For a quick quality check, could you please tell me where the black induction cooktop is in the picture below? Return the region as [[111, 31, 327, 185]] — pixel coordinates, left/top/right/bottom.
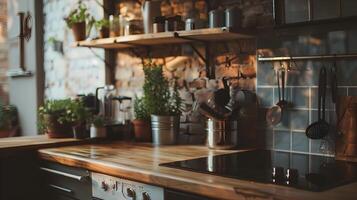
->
[[160, 150, 357, 191]]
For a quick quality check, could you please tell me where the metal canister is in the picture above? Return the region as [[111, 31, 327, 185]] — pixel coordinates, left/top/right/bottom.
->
[[225, 7, 241, 28], [151, 115, 180, 145], [206, 118, 238, 149], [185, 18, 195, 31], [209, 9, 225, 28], [153, 16, 165, 33]]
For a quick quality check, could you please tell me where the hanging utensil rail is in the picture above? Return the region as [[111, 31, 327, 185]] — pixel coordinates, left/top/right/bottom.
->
[[258, 53, 357, 62]]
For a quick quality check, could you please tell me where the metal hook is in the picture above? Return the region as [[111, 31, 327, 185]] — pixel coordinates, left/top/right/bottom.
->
[[225, 56, 231, 67], [287, 56, 293, 71]]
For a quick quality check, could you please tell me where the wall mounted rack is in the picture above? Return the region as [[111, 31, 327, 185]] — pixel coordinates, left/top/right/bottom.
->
[[75, 27, 255, 79], [75, 28, 253, 49]]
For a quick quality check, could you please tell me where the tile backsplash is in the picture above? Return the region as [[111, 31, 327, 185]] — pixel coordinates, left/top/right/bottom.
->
[[257, 30, 357, 155]]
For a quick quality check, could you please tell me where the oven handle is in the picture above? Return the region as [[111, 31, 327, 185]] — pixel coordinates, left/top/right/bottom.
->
[[49, 184, 73, 194], [40, 167, 89, 182]]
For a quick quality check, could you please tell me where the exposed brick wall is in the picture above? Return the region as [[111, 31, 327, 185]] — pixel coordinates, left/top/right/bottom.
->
[[42, 0, 272, 145], [0, 0, 8, 104], [114, 0, 271, 143]]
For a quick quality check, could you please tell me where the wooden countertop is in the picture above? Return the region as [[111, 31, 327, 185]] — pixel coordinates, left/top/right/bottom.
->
[[0, 135, 91, 157], [38, 142, 357, 200]]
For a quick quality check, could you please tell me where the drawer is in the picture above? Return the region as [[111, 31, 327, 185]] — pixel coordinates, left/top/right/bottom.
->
[[40, 162, 91, 200]]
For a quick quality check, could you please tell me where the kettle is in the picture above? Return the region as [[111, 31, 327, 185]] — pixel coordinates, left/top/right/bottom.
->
[[96, 85, 116, 123], [142, 0, 162, 34]]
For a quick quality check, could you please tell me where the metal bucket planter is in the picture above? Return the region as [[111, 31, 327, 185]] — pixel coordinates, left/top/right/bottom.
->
[[151, 115, 180, 145], [206, 118, 238, 149]]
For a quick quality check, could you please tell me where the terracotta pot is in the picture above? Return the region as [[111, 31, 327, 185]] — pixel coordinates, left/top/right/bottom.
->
[[99, 27, 109, 38], [132, 119, 151, 142], [71, 22, 86, 41], [44, 114, 73, 138], [0, 126, 19, 138]]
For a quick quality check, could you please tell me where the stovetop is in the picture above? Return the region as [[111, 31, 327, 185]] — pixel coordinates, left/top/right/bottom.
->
[[161, 150, 357, 191]]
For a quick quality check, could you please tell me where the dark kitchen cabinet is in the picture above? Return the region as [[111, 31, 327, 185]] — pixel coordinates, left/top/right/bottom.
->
[[40, 161, 92, 200], [165, 189, 214, 200], [275, 0, 357, 25], [0, 153, 42, 200]]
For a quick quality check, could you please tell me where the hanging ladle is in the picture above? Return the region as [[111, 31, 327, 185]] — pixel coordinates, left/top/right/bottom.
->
[[306, 66, 329, 139], [266, 66, 287, 126]]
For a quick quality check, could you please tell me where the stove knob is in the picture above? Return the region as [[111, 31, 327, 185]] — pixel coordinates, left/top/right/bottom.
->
[[126, 188, 136, 198], [142, 192, 151, 200], [101, 181, 109, 191], [272, 167, 285, 182], [112, 182, 118, 191], [286, 168, 299, 184]]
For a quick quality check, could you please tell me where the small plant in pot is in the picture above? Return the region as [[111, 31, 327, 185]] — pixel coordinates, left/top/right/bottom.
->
[[38, 99, 75, 138], [65, 3, 92, 41], [47, 37, 63, 54], [0, 104, 19, 138], [65, 100, 91, 139], [142, 63, 183, 145], [90, 115, 106, 138], [95, 19, 109, 38], [132, 97, 151, 142]]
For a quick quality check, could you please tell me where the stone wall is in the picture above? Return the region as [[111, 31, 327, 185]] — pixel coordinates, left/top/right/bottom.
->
[[0, 0, 8, 104], [43, 0, 105, 99]]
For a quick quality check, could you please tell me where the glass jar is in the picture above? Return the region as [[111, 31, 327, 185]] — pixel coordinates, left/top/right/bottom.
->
[[153, 16, 165, 33]]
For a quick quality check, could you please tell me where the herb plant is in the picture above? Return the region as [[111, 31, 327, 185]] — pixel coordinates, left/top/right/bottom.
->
[[94, 19, 109, 30], [91, 115, 105, 127], [0, 104, 18, 130], [65, 3, 91, 28], [133, 97, 150, 121], [38, 99, 90, 126], [142, 63, 183, 116]]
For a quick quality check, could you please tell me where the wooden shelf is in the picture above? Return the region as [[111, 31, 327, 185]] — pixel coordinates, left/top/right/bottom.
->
[[74, 27, 254, 49]]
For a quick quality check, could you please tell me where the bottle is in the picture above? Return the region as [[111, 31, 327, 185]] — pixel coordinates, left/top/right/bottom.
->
[[109, 15, 120, 37]]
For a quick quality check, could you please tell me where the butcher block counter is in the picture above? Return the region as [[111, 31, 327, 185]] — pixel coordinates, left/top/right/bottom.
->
[[38, 142, 357, 200], [0, 135, 91, 157]]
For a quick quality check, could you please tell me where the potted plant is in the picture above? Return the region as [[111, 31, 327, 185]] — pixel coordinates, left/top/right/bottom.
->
[[132, 97, 151, 142], [66, 100, 91, 139], [90, 115, 106, 138], [0, 104, 19, 138], [47, 36, 63, 54], [142, 63, 183, 145], [95, 19, 109, 38], [38, 99, 74, 138], [64, 3, 92, 41]]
